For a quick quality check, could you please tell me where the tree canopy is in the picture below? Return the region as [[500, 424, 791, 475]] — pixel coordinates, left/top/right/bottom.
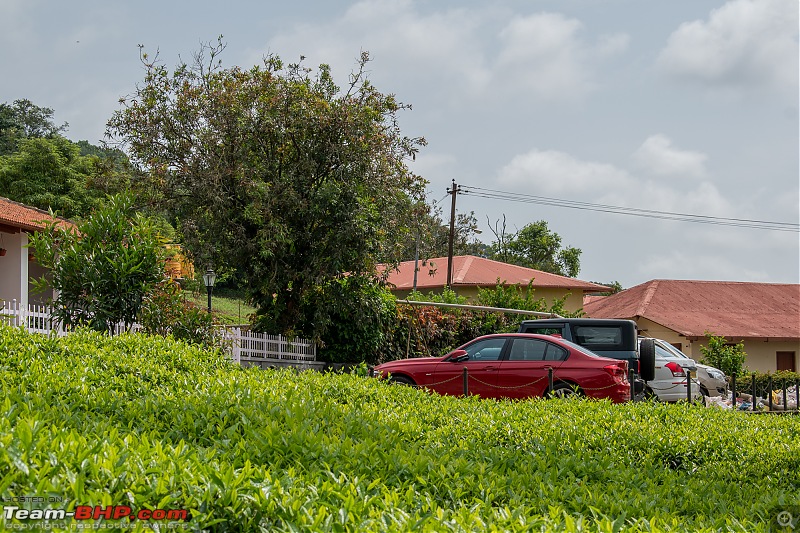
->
[[488, 218, 582, 277], [0, 99, 68, 155], [0, 99, 134, 219], [106, 40, 427, 337]]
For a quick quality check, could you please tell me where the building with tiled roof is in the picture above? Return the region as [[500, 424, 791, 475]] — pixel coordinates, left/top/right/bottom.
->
[[0, 196, 74, 309], [584, 279, 800, 372], [382, 255, 609, 313]]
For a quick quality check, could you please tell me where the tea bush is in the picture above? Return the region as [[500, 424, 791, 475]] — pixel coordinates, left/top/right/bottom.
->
[[1, 325, 798, 532]]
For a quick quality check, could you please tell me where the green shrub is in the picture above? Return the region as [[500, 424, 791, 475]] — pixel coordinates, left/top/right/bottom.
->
[[309, 276, 397, 365], [139, 279, 219, 349], [732, 370, 800, 400], [4, 325, 796, 531], [700, 332, 748, 377]]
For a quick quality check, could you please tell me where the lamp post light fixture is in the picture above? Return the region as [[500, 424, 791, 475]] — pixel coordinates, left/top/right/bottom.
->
[[202, 267, 216, 313]]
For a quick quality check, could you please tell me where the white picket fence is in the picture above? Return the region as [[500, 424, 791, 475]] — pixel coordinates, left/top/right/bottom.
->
[[1, 300, 317, 365], [1, 300, 62, 334], [221, 327, 317, 365]]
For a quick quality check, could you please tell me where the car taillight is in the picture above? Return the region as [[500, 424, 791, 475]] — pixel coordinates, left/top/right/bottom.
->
[[603, 363, 628, 383], [664, 361, 686, 377]]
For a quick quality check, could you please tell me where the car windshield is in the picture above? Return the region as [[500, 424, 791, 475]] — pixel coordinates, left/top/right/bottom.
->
[[656, 341, 690, 359]]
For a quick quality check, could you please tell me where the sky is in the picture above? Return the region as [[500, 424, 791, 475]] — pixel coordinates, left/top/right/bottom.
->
[[1, 0, 798, 289]]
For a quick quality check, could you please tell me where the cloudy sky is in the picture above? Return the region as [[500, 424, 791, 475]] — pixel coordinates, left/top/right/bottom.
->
[[2, 0, 797, 288]]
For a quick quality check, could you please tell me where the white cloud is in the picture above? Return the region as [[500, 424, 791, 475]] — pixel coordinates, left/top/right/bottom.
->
[[496, 149, 634, 195], [264, 3, 627, 104], [632, 134, 708, 179], [264, 0, 490, 99], [496, 145, 732, 218], [494, 13, 628, 100], [657, 0, 798, 97]]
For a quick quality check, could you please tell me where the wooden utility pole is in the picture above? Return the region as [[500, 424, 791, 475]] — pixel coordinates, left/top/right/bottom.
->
[[446, 180, 461, 288]]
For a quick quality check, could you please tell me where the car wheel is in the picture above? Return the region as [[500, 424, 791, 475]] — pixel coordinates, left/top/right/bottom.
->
[[549, 382, 583, 399], [389, 375, 416, 387], [641, 386, 657, 401], [639, 339, 656, 382]]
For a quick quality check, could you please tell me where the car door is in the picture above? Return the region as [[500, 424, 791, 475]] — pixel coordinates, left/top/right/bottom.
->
[[496, 338, 567, 399], [432, 337, 508, 398]]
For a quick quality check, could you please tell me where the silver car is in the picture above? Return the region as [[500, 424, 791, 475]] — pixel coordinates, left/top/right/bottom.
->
[[654, 339, 727, 397], [639, 338, 703, 402]]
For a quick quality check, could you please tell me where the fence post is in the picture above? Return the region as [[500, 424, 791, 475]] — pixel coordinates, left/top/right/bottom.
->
[[783, 379, 788, 413], [767, 376, 773, 411], [687, 371, 692, 404], [548, 367, 554, 395], [731, 374, 737, 409], [751, 373, 756, 412], [629, 369, 635, 402], [796, 378, 799, 413], [462, 367, 469, 397]]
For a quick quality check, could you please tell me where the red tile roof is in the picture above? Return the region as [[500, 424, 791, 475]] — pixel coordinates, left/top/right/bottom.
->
[[382, 255, 609, 292], [584, 279, 800, 340], [0, 196, 75, 233]]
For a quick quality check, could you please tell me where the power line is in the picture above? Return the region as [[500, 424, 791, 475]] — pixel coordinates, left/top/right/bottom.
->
[[460, 185, 800, 232]]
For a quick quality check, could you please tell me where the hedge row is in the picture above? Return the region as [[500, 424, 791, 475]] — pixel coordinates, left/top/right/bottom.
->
[[2, 325, 799, 531]]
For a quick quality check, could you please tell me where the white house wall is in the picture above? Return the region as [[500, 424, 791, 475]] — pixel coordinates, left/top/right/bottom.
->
[[0, 230, 27, 308]]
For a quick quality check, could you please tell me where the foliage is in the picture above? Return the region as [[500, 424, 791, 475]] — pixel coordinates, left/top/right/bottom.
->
[[406, 287, 468, 305], [0, 136, 104, 219], [0, 99, 68, 155], [138, 279, 219, 348], [365, 284, 581, 364], [476, 278, 577, 317], [28, 194, 165, 334], [591, 280, 623, 295], [732, 370, 800, 400], [699, 332, 748, 377], [488, 218, 581, 277], [393, 199, 483, 262], [107, 40, 426, 339], [1, 325, 799, 532], [309, 276, 397, 364]]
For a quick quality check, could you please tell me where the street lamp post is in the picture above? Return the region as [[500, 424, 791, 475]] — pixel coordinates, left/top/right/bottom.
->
[[203, 268, 216, 314]]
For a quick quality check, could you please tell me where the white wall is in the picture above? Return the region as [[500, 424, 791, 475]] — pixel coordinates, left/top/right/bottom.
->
[[0, 230, 27, 307]]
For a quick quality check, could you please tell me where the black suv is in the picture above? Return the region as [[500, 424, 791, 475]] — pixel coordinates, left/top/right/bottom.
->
[[518, 318, 656, 388]]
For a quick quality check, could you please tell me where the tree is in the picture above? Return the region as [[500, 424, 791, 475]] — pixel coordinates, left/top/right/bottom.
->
[[106, 40, 426, 338], [393, 199, 483, 262], [0, 136, 103, 219], [488, 218, 581, 277], [0, 99, 68, 155], [700, 333, 747, 377], [28, 194, 165, 334]]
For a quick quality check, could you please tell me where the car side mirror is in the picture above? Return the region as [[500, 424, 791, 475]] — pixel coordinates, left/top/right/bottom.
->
[[449, 349, 469, 363]]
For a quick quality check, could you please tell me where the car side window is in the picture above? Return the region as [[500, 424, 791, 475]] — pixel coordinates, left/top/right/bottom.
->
[[522, 326, 564, 337], [544, 343, 568, 361], [463, 338, 506, 361], [508, 339, 548, 361]]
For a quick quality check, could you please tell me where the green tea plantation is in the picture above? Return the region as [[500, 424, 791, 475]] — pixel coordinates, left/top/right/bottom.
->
[[1, 325, 798, 532]]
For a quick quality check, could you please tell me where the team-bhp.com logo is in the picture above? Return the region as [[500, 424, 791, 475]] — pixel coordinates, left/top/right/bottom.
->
[[3, 504, 190, 529]]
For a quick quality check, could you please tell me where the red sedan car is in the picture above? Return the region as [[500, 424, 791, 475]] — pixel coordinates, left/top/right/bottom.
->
[[372, 334, 631, 402]]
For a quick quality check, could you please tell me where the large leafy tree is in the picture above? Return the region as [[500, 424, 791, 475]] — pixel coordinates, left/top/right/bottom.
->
[[0, 99, 134, 219], [106, 40, 427, 337], [0, 99, 68, 155], [488, 218, 581, 277], [0, 136, 102, 219], [29, 194, 165, 334]]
